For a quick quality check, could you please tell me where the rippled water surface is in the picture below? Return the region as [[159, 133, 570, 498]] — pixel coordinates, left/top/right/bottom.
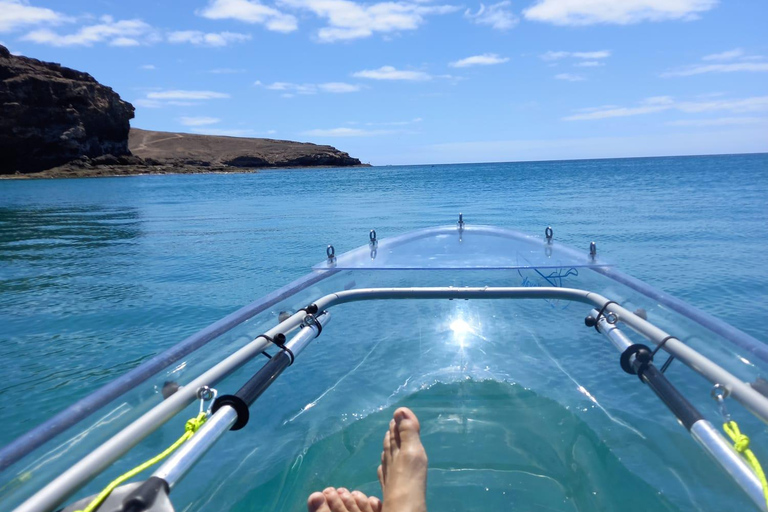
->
[[1, 154, 768, 510]]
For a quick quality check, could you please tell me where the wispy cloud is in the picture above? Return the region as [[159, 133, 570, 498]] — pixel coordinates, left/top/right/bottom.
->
[[523, 0, 717, 26], [21, 16, 158, 47], [541, 50, 611, 61], [666, 117, 765, 127], [135, 90, 231, 108], [702, 48, 744, 61], [0, 0, 67, 33], [450, 53, 509, 68], [663, 62, 768, 77], [198, 0, 298, 33], [179, 116, 221, 126], [352, 66, 431, 81], [555, 73, 585, 82], [167, 30, 251, 47], [663, 49, 768, 77], [140, 64, 156, 70], [256, 81, 361, 95], [574, 60, 603, 67], [564, 95, 768, 121], [279, 0, 459, 42], [464, 2, 518, 30]]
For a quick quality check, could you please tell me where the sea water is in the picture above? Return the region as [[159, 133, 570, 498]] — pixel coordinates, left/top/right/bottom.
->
[[1, 153, 767, 511]]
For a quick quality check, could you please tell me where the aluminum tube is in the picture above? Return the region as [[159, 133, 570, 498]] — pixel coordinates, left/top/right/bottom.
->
[[605, 302, 768, 425], [691, 420, 767, 512], [153, 406, 239, 490], [154, 314, 330, 489], [12, 310, 311, 512], [592, 309, 634, 352], [155, 314, 330, 490], [0, 270, 334, 472], [312, 287, 606, 310], [311, 287, 768, 424], [284, 312, 330, 357]]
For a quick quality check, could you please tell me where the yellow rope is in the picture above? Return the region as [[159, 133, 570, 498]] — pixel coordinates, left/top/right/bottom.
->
[[723, 420, 768, 510], [75, 413, 207, 512]]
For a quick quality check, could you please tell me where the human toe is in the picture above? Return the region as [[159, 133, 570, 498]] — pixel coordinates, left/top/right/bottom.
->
[[322, 487, 348, 512], [308, 492, 331, 512], [369, 496, 382, 512], [351, 491, 374, 512], [394, 407, 423, 448], [338, 488, 363, 512]]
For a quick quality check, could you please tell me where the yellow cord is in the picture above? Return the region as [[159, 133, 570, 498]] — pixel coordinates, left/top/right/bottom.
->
[[723, 420, 768, 510], [75, 413, 208, 512]]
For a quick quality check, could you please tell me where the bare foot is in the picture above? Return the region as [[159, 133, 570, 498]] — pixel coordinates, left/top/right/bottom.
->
[[377, 407, 428, 512], [306, 407, 427, 512], [307, 487, 382, 512]]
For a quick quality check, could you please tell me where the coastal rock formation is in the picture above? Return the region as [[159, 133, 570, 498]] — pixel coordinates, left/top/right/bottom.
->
[[129, 129, 363, 169], [0, 44, 134, 174]]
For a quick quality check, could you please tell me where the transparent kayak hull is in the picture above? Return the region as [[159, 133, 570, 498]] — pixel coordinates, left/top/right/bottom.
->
[[2, 225, 767, 512]]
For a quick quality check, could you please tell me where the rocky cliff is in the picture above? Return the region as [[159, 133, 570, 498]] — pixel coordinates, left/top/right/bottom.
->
[[1, 45, 366, 178], [0, 44, 135, 174], [129, 129, 362, 169]]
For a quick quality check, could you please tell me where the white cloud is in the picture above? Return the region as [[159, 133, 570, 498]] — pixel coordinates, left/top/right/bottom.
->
[[541, 50, 611, 60], [523, 0, 717, 25], [464, 1, 518, 30], [574, 60, 603, 67], [167, 30, 251, 47], [179, 116, 221, 126], [199, 0, 298, 33], [450, 53, 509, 68], [141, 64, 156, 70], [136, 90, 231, 109], [280, 0, 459, 42], [319, 82, 361, 93], [22, 17, 157, 47], [303, 127, 394, 137], [555, 73, 585, 81], [666, 117, 765, 127], [663, 62, 768, 77], [663, 48, 768, 76], [256, 81, 361, 94], [564, 95, 768, 120], [702, 48, 744, 61], [352, 65, 432, 81], [0, 0, 66, 33]]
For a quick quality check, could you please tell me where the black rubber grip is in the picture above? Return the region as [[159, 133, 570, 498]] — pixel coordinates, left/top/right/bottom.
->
[[235, 350, 292, 407], [639, 364, 703, 431]]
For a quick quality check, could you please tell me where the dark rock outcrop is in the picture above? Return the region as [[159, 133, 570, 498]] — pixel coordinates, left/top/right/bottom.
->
[[0, 44, 134, 174], [129, 129, 363, 169]]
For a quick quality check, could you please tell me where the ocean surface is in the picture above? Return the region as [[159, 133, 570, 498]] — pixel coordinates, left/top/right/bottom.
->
[[1, 153, 768, 511]]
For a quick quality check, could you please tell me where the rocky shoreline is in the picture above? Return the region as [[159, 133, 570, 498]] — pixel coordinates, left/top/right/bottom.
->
[[1, 45, 365, 179]]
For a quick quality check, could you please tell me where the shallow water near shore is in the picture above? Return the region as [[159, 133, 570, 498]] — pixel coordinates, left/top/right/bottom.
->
[[1, 153, 768, 511]]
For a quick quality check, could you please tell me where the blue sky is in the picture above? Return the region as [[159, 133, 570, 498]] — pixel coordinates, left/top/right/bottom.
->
[[1, 0, 767, 165]]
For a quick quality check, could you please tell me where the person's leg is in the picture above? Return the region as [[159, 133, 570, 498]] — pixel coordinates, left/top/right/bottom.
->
[[307, 488, 382, 512], [307, 407, 428, 512]]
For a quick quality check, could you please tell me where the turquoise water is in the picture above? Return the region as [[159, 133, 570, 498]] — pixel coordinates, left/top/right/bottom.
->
[[1, 153, 768, 510]]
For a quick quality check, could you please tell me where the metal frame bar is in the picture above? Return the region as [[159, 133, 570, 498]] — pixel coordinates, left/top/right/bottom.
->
[[0, 269, 336, 472], [13, 286, 768, 512]]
